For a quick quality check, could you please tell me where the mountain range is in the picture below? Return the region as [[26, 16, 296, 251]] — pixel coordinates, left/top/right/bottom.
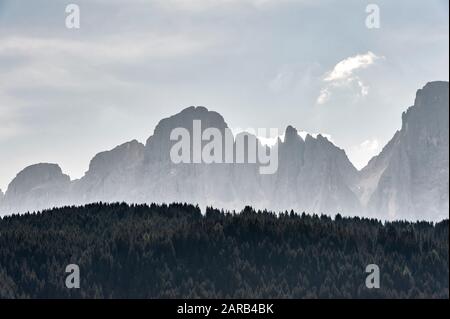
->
[[0, 81, 448, 221]]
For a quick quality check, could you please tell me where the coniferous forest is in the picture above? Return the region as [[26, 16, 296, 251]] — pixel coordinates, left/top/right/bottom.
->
[[0, 202, 448, 299]]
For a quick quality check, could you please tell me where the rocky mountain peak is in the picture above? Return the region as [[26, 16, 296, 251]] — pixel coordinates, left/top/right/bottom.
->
[[361, 81, 449, 220], [87, 140, 145, 178], [0, 82, 448, 220], [414, 81, 449, 108], [284, 125, 302, 145], [1, 163, 71, 214], [149, 106, 228, 141], [144, 106, 230, 163], [5, 163, 70, 196]]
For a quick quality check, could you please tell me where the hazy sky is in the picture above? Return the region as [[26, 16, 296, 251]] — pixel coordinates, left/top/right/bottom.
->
[[0, 0, 448, 191]]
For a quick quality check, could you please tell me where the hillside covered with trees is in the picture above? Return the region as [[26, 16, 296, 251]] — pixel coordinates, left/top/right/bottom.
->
[[0, 203, 448, 298]]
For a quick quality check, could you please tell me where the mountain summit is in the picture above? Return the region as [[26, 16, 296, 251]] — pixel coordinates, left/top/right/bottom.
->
[[359, 81, 449, 220], [1, 82, 448, 220]]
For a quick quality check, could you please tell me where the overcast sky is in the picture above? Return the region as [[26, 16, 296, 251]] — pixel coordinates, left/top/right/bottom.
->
[[0, 0, 448, 191]]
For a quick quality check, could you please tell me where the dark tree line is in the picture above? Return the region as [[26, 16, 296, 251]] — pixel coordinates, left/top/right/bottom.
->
[[0, 202, 448, 298]]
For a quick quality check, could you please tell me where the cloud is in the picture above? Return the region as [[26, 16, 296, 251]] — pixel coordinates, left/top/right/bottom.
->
[[268, 62, 323, 96], [316, 51, 383, 104], [324, 51, 379, 82], [154, 0, 291, 11], [316, 87, 330, 104], [347, 139, 381, 170], [0, 91, 26, 141], [0, 33, 213, 62], [0, 32, 217, 94], [360, 139, 380, 152], [0, 122, 21, 141], [268, 69, 295, 93]]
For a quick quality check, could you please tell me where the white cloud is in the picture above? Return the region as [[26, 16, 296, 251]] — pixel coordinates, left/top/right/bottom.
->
[[154, 0, 292, 12], [268, 63, 322, 94], [0, 32, 216, 92], [357, 80, 369, 96], [268, 69, 294, 93], [360, 139, 380, 151], [0, 34, 213, 62], [316, 51, 383, 104], [0, 92, 26, 141], [0, 122, 21, 141], [347, 139, 381, 170], [324, 51, 379, 82], [316, 87, 330, 104]]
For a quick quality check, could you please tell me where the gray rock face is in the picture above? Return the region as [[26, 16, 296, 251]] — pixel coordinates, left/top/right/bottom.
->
[[268, 127, 360, 214], [0, 82, 448, 221], [359, 81, 449, 220], [135, 106, 360, 214], [72, 140, 145, 204], [1, 163, 71, 213], [139, 106, 235, 207]]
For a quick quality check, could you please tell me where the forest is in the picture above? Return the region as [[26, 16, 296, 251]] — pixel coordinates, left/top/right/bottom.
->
[[0, 202, 448, 298]]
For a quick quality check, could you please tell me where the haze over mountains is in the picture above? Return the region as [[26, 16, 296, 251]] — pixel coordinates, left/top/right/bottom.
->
[[0, 82, 448, 221]]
